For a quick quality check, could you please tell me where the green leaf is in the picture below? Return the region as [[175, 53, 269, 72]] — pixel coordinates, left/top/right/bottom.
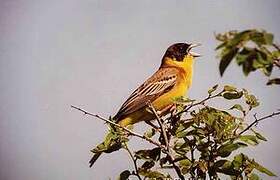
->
[[215, 42, 226, 50], [208, 84, 219, 95], [118, 170, 131, 180], [251, 160, 277, 176], [179, 159, 192, 174], [250, 31, 267, 46], [138, 169, 166, 178], [223, 85, 237, 92], [173, 96, 195, 104], [239, 135, 259, 146], [219, 47, 239, 76], [244, 92, 260, 108], [222, 91, 243, 100], [229, 104, 245, 114], [217, 142, 247, 157], [248, 173, 260, 180], [144, 128, 156, 138], [232, 153, 245, 168], [176, 130, 188, 138], [264, 32, 274, 45], [135, 148, 161, 161], [213, 160, 228, 168], [216, 161, 241, 175], [253, 131, 267, 141], [236, 47, 252, 65], [229, 30, 251, 47], [175, 121, 194, 138], [141, 160, 155, 170], [267, 78, 280, 85]]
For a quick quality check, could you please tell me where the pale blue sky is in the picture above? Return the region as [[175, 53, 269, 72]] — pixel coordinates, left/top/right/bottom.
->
[[0, 0, 279, 179]]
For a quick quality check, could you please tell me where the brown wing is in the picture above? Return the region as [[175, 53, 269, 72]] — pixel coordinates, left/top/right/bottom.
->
[[114, 68, 178, 120]]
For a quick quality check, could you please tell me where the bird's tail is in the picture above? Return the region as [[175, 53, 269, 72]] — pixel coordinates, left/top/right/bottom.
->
[[89, 126, 126, 167]]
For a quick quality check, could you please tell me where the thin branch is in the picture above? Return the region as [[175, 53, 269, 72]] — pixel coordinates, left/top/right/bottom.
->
[[171, 92, 223, 119], [273, 43, 280, 51], [238, 111, 280, 136], [147, 102, 169, 150], [71, 105, 163, 148], [124, 144, 142, 180], [273, 59, 280, 68], [190, 144, 196, 179], [147, 102, 185, 180]]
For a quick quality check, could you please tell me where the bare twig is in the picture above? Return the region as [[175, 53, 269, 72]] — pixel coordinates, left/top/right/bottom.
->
[[71, 105, 163, 148], [124, 144, 142, 180], [273, 43, 280, 51], [238, 111, 280, 136]]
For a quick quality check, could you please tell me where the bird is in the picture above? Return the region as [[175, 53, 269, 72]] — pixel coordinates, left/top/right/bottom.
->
[[89, 42, 201, 167]]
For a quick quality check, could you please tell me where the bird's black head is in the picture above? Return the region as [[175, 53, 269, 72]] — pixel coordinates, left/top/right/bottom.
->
[[163, 43, 200, 62]]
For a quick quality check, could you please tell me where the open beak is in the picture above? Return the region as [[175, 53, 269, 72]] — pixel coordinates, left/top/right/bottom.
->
[[188, 43, 201, 57]]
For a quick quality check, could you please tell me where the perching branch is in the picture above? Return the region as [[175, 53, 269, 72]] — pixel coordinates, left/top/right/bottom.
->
[[70, 105, 163, 148]]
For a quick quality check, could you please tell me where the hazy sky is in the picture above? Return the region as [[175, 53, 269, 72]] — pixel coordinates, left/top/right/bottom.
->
[[0, 0, 279, 179]]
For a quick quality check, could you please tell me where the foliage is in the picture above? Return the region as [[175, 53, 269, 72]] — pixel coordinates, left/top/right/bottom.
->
[[215, 29, 280, 85], [86, 85, 278, 180], [71, 29, 280, 179]]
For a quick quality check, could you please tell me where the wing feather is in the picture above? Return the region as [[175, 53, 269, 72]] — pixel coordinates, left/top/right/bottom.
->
[[114, 68, 178, 120]]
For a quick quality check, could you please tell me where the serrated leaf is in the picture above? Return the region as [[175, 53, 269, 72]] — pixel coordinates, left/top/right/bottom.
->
[[118, 170, 131, 180], [239, 135, 259, 146], [208, 84, 219, 95], [251, 160, 277, 176]]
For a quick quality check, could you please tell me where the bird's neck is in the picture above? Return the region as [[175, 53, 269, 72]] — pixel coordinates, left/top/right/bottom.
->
[[160, 55, 194, 73]]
